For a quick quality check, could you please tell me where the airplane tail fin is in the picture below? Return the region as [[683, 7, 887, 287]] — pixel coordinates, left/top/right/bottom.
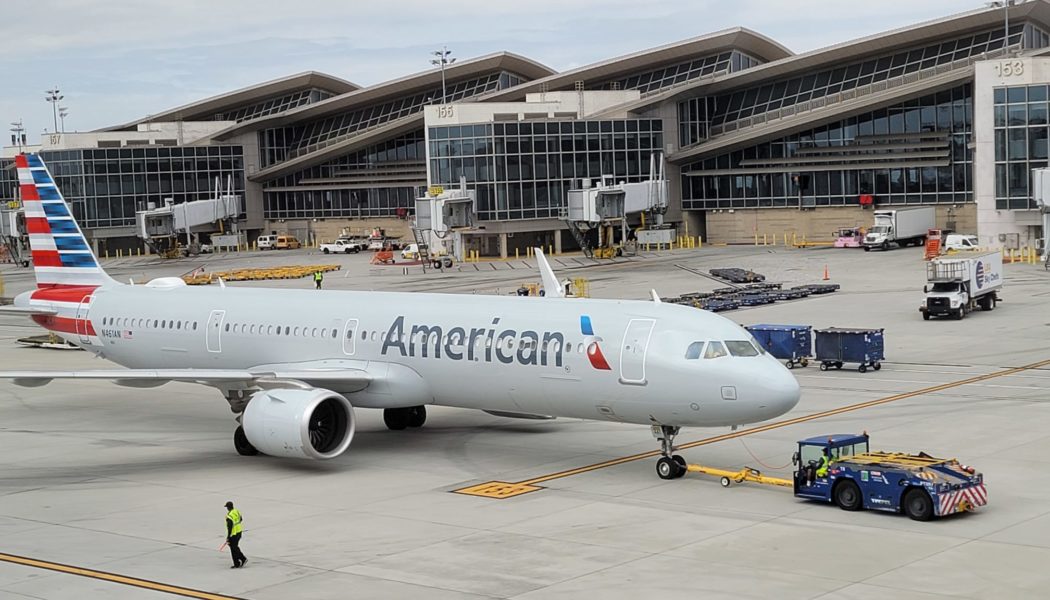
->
[[534, 248, 566, 298], [14, 153, 117, 289]]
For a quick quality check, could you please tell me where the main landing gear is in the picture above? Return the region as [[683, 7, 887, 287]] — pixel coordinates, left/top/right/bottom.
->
[[653, 425, 687, 479], [384, 406, 427, 430]]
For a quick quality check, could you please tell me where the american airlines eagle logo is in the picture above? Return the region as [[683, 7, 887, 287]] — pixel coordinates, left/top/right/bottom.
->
[[580, 315, 611, 371]]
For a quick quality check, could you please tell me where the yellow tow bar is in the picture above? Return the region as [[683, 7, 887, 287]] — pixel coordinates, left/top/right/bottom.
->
[[685, 464, 794, 488]]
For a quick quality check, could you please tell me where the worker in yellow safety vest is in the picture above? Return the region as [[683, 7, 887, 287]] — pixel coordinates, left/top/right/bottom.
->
[[224, 501, 247, 568], [314, 270, 324, 290], [815, 449, 832, 478]]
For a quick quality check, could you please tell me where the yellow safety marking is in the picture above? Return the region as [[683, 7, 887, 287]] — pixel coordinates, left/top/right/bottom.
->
[[453, 481, 543, 499], [501, 357, 1050, 489], [0, 552, 244, 599]]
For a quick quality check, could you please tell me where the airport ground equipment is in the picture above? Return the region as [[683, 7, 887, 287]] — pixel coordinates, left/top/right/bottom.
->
[[863, 206, 935, 251], [710, 268, 765, 283], [792, 433, 986, 520], [679, 433, 987, 521], [320, 238, 365, 254], [921, 251, 1003, 321], [746, 324, 812, 368], [182, 265, 340, 285], [814, 327, 883, 372], [833, 227, 864, 248]]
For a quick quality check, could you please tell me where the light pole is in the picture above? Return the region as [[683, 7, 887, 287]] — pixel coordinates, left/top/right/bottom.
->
[[430, 46, 455, 104], [10, 120, 26, 151], [987, 1, 1015, 54], [59, 107, 69, 133], [45, 88, 63, 134]]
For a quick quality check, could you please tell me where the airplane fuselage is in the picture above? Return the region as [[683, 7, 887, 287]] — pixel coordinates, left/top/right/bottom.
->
[[22, 282, 800, 428]]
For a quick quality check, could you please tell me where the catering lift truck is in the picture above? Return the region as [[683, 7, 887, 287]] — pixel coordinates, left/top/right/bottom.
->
[[674, 433, 986, 521]]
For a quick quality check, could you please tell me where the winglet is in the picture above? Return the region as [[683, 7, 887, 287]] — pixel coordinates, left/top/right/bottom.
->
[[650, 289, 661, 303], [534, 248, 565, 298]]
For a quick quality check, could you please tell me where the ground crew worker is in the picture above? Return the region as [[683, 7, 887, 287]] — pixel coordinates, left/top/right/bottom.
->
[[225, 501, 247, 568], [815, 448, 832, 478], [313, 270, 323, 290]]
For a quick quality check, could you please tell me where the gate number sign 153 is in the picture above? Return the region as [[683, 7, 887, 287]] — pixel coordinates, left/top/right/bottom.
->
[[994, 60, 1024, 77]]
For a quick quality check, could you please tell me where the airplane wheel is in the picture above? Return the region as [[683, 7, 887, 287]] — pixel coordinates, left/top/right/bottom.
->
[[233, 426, 258, 456], [656, 457, 680, 480], [384, 408, 410, 431], [407, 406, 427, 428], [672, 455, 687, 478]]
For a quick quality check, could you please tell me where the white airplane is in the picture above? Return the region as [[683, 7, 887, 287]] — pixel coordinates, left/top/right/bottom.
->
[[1, 153, 800, 479]]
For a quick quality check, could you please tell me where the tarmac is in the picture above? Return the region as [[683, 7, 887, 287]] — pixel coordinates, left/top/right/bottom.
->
[[0, 244, 1048, 599]]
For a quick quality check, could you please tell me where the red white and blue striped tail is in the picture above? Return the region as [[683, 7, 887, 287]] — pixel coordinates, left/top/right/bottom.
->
[[15, 153, 117, 289]]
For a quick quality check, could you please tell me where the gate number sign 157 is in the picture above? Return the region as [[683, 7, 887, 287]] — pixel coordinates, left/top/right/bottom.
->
[[994, 61, 1024, 77]]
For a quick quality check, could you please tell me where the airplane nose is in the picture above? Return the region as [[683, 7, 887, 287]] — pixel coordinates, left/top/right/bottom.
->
[[770, 366, 801, 415]]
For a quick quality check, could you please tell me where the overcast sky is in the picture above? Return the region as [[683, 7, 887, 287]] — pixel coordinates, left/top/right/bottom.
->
[[1, 0, 980, 142]]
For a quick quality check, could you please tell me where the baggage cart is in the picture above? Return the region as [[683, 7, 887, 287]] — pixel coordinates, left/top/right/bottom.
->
[[746, 324, 812, 368], [814, 327, 884, 373]]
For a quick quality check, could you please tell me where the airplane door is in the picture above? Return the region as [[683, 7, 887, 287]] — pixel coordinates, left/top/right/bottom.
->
[[75, 295, 93, 344], [206, 310, 225, 353], [342, 319, 359, 355], [619, 318, 655, 385]]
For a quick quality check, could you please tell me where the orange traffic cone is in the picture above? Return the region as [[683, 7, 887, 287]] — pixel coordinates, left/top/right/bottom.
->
[[822, 264, 830, 281]]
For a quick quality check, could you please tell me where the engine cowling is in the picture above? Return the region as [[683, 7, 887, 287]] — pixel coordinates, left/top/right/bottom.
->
[[242, 388, 355, 459]]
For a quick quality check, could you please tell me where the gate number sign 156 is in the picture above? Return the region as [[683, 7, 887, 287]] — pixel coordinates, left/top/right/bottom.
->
[[994, 60, 1024, 77]]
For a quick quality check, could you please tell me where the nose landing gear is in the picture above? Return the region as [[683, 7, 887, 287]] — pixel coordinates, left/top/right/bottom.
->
[[653, 425, 687, 479]]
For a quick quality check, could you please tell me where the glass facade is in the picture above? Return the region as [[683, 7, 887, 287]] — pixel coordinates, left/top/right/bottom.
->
[[682, 85, 972, 209], [0, 147, 245, 229], [595, 50, 760, 95], [993, 84, 1047, 209], [678, 24, 1046, 148], [263, 131, 425, 220], [429, 119, 663, 221], [259, 71, 526, 167], [218, 88, 335, 123]]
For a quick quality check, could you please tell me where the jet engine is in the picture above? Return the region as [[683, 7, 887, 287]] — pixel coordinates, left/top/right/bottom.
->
[[242, 388, 355, 460]]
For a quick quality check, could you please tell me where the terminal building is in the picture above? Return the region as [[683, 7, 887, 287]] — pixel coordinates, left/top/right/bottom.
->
[[3, 2, 1049, 255]]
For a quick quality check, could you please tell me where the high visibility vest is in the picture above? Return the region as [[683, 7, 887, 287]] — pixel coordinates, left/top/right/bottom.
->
[[227, 509, 243, 536], [314, 272, 323, 281], [816, 455, 831, 477]]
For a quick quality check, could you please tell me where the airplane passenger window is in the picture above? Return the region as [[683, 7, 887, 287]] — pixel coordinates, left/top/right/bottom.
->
[[371, 331, 377, 341], [267, 326, 274, 335], [704, 341, 728, 359], [294, 327, 300, 336], [250, 325, 256, 334], [565, 343, 572, 353], [725, 341, 760, 357], [284, 326, 290, 335], [225, 323, 230, 332], [360, 330, 367, 340], [153, 320, 159, 328], [192, 322, 197, 330], [177, 321, 182, 330], [685, 342, 705, 360], [312, 327, 318, 337]]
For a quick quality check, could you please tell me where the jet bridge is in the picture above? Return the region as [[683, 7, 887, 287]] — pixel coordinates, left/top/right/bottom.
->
[[562, 152, 672, 257], [1034, 168, 1050, 260], [0, 206, 29, 267], [413, 180, 475, 265], [136, 178, 242, 257]]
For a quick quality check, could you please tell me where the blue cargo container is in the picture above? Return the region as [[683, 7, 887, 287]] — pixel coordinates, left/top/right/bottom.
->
[[814, 327, 884, 373], [746, 324, 812, 368]]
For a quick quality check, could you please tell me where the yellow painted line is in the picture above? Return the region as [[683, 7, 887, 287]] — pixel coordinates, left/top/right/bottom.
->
[[0, 552, 244, 600], [451, 358, 1050, 496]]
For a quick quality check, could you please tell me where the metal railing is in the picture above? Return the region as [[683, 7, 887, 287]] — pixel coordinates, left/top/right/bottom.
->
[[696, 45, 1019, 144]]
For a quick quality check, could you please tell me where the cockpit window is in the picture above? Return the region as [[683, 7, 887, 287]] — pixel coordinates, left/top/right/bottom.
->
[[750, 336, 767, 354], [704, 341, 727, 359], [726, 340, 760, 357], [685, 342, 705, 360]]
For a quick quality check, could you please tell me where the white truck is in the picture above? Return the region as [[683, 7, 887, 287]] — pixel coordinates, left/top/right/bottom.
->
[[863, 206, 936, 251], [920, 251, 1003, 320], [319, 238, 365, 254]]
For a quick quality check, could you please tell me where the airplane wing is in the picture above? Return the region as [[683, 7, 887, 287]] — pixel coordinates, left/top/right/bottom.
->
[[534, 248, 566, 298], [0, 368, 370, 391]]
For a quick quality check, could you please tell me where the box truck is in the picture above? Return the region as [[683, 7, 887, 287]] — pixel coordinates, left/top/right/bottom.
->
[[920, 251, 1003, 320], [863, 206, 936, 251]]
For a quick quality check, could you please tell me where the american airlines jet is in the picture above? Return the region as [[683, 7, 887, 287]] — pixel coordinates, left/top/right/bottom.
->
[[1, 153, 799, 479]]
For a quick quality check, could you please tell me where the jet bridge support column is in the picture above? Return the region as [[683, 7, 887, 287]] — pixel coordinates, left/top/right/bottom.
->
[[554, 230, 562, 255], [499, 233, 508, 259]]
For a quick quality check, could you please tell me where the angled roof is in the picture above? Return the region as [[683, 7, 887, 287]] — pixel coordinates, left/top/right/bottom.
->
[[214, 52, 554, 139], [626, 1, 1050, 111], [99, 71, 359, 132], [481, 27, 793, 102]]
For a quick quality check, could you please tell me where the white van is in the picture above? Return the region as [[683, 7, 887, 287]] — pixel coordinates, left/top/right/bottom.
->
[[944, 234, 979, 251], [257, 234, 278, 250]]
